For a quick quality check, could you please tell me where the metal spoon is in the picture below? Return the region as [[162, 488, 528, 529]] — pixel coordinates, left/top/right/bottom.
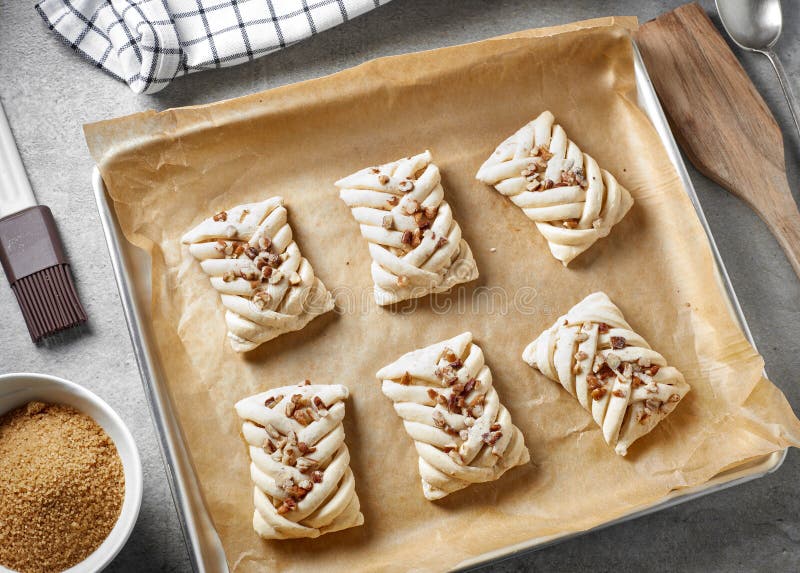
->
[[716, 0, 800, 140]]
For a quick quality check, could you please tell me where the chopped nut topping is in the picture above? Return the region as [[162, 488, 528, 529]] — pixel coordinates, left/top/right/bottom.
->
[[542, 179, 555, 190], [252, 290, 271, 311], [596, 363, 615, 380], [606, 353, 621, 370], [443, 348, 458, 363], [293, 408, 313, 426], [213, 211, 228, 222], [432, 410, 446, 430], [224, 225, 238, 238], [411, 228, 423, 248], [370, 167, 380, 174], [289, 271, 302, 286], [387, 196, 399, 207], [574, 332, 589, 343], [631, 375, 645, 388], [622, 363, 633, 378], [613, 389, 626, 398], [591, 387, 607, 400], [481, 431, 502, 446], [562, 219, 579, 229], [256, 237, 271, 252], [559, 169, 580, 187], [277, 498, 297, 515], [245, 246, 259, 259], [240, 266, 259, 281], [398, 178, 415, 193], [587, 373, 601, 390], [284, 484, 309, 499], [222, 270, 237, 283], [611, 336, 627, 350], [404, 199, 420, 215], [382, 214, 393, 230], [427, 388, 439, 401], [262, 252, 281, 268], [378, 174, 390, 185], [572, 363, 582, 375], [645, 364, 661, 376], [423, 206, 438, 220], [490, 423, 501, 432], [668, 393, 681, 403], [396, 275, 409, 287], [575, 351, 588, 361], [413, 211, 432, 230], [401, 230, 413, 245], [264, 395, 281, 409], [597, 322, 610, 333], [311, 470, 324, 483], [525, 180, 541, 192], [399, 372, 412, 385], [239, 209, 250, 223], [463, 377, 476, 394], [297, 442, 316, 455], [459, 429, 470, 441], [312, 396, 328, 417], [260, 266, 273, 281], [645, 398, 661, 410], [285, 401, 296, 417], [296, 457, 319, 473], [467, 392, 484, 408], [265, 424, 281, 439]]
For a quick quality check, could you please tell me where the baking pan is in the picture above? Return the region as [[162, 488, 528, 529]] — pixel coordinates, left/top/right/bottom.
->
[[92, 41, 787, 573]]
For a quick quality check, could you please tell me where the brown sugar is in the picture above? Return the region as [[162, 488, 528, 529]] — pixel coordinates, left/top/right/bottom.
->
[[0, 401, 125, 573]]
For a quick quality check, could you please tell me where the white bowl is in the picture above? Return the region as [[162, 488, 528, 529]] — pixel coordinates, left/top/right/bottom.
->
[[0, 372, 143, 573]]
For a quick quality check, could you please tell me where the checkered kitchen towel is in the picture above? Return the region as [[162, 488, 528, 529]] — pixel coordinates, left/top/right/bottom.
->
[[36, 0, 390, 94]]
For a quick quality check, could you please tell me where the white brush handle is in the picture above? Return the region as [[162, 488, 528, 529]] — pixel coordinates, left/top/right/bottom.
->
[[0, 100, 37, 218]]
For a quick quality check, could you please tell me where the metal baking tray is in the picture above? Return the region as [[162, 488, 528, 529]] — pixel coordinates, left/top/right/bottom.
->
[[92, 41, 787, 573]]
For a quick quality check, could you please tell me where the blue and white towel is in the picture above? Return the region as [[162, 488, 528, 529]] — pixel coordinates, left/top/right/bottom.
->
[[37, 0, 390, 94]]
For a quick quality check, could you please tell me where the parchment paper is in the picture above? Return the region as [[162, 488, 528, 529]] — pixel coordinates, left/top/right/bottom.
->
[[84, 17, 800, 572]]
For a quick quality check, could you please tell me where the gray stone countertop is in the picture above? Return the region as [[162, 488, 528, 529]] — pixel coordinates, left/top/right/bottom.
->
[[1, 0, 799, 571]]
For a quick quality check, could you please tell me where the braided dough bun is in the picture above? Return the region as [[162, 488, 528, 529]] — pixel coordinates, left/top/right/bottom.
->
[[181, 197, 334, 352], [522, 292, 689, 456], [336, 151, 478, 305], [376, 332, 529, 500], [235, 382, 364, 539], [476, 111, 634, 266]]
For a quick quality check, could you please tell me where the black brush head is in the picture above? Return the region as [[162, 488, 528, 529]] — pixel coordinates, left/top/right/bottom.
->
[[0, 205, 87, 342]]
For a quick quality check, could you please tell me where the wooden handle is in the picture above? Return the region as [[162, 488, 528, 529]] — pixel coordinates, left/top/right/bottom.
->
[[756, 167, 800, 278], [636, 3, 800, 279]]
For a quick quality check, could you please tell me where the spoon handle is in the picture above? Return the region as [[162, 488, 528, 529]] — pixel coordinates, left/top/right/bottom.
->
[[765, 50, 800, 144]]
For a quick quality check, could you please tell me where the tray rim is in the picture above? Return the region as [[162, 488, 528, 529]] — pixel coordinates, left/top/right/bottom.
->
[[91, 38, 787, 573]]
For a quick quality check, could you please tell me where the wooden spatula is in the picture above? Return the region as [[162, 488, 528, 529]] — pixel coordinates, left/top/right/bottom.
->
[[636, 2, 800, 279]]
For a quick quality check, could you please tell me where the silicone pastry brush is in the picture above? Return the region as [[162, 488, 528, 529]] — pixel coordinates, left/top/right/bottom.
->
[[0, 100, 87, 341]]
